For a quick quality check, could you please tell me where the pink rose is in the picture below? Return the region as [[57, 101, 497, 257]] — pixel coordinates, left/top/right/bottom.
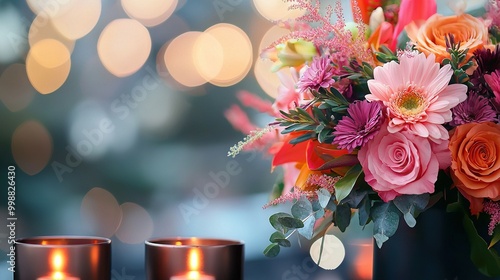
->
[[359, 122, 451, 201]]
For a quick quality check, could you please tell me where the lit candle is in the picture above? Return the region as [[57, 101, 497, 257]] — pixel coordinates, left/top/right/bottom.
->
[[36, 250, 80, 280], [169, 248, 215, 280]]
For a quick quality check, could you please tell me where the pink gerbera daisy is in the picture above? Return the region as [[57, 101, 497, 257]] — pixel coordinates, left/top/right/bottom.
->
[[366, 52, 467, 141]]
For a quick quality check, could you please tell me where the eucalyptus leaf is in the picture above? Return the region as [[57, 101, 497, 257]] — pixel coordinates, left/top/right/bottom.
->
[[317, 188, 332, 208], [279, 216, 305, 229], [311, 200, 325, 219], [270, 212, 293, 233], [358, 196, 371, 226], [334, 204, 352, 232], [298, 216, 316, 240], [292, 196, 313, 220], [263, 243, 281, 258], [334, 164, 363, 203], [393, 194, 430, 228], [371, 202, 400, 248], [269, 232, 291, 247]]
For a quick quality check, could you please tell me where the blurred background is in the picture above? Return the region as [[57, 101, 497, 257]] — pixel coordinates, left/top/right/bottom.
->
[[0, 0, 472, 279]]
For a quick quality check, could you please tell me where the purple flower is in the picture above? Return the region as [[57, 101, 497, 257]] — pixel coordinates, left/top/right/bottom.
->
[[333, 100, 385, 152], [296, 55, 336, 93], [450, 92, 497, 126]]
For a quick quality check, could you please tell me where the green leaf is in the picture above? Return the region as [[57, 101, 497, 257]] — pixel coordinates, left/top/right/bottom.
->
[[316, 188, 332, 208], [462, 213, 500, 276], [311, 200, 325, 219], [298, 216, 316, 240], [334, 204, 352, 232], [311, 154, 359, 171], [372, 202, 400, 248], [393, 194, 430, 228], [490, 226, 500, 249], [334, 164, 363, 203], [263, 243, 281, 258], [289, 133, 315, 144], [269, 180, 284, 201], [292, 196, 313, 220], [358, 196, 371, 226], [269, 231, 291, 247], [270, 212, 293, 233], [278, 216, 305, 229]]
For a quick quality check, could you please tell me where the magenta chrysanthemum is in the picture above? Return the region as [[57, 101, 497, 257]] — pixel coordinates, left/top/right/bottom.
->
[[484, 200, 500, 235], [366, 52, 467, 141], [451, 92, 497, 126], [333, 100, 385, 152], [297, 55, 336, 92]]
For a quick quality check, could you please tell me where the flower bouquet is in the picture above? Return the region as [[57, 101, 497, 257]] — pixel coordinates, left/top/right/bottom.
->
[[227, 0, 500, 277]]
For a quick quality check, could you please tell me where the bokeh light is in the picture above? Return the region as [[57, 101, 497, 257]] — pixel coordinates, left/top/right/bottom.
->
[[252, 0, 305, 21], [254, 58, 280, 98], [47, 0, 101, 40], [121, 0, 178, 27], [11, 120, 53, 175], [81, 187, 123, 238], [164, 31, 211, 87], [0, 5, 28, 63], [204, 23, 253, 87], [115, 202, 154, 244], [98, 19, 152, 77], [0, 63, 36, 112], [26, 39, 71, 94], [29, 14, 75, 53]]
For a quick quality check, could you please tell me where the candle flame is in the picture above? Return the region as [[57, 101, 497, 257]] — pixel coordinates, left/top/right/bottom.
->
[[175, 241, 183, 246], [51, 250, 65, 271], [188, 248, 202, 272], [52, 271, 65, 280]]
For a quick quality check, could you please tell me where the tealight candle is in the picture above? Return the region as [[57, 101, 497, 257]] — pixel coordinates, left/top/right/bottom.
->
[[146, 237, 244, 280], [169, 248, 215, 280], [14, 236, 111, 280]]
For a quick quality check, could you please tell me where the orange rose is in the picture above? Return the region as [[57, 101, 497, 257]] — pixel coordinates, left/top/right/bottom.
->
[[449, 122, 500, 213], [406, 13, 490, 63]]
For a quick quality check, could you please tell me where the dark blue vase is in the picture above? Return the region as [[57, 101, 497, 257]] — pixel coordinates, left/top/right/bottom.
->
[[373, 201, 500, 280]]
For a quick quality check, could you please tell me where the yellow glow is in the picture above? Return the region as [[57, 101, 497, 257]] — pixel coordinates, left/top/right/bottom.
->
[[52, 272, 64, 279], [164, 31, 209, 87], [252, 0, 305, 21], [204, 24, 253, 87], [0, 63, 36, 112], [187, 271, 200, 279], [51, 252, 64, 271], [29, 14, 75, 53], [188, 248, 201, 271], [192, 32, 224, 83], [97, 19, 151, 77], [175, 241, 183, 246], [121, 0, 178, 27], [115, 202, 154, 244], [26, 39, 71, 94], [81, 187, 123, 238], [50, 0, 101, 40], [28, 38, 70, 69], [12, 120, 53, 175]]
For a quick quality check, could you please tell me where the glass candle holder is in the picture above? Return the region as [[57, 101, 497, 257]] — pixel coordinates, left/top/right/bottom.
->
[[14, 236, 111, 280], [145, 237, 244, 280]]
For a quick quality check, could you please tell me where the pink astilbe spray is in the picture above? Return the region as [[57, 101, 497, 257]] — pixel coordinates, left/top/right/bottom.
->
[[263, 173, 339, 208], [273, 0, 373, 66], [483, 200, 500, 235], [487, 0, 500, 27]]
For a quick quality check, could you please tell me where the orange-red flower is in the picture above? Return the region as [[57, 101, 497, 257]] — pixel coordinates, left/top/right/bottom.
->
[[449, 122, 500, 214], [271, 133, 350, 191], [406, 13, 490, 63]]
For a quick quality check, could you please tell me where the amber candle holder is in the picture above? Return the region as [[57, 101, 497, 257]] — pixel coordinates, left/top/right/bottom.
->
[[14, 236, 111, 280], [145, 237, 244, 280]]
